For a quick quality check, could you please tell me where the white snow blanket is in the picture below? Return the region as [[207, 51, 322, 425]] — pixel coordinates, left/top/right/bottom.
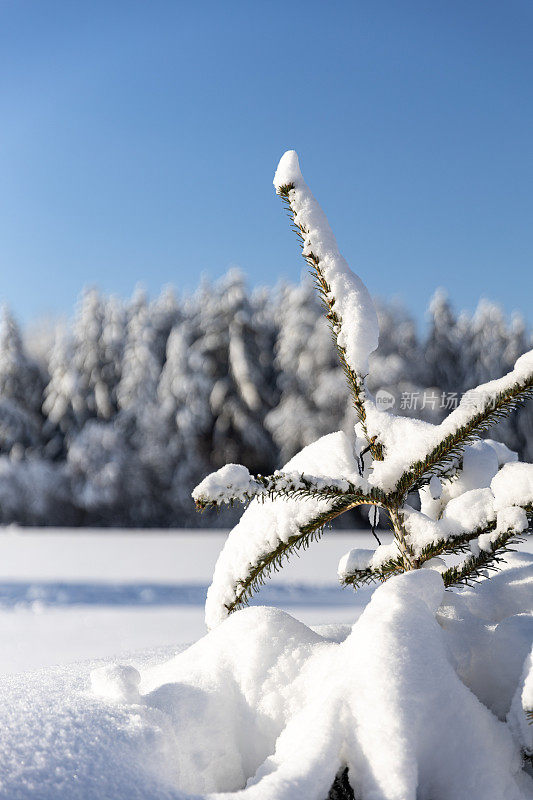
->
[[0, 552, 532, 800]]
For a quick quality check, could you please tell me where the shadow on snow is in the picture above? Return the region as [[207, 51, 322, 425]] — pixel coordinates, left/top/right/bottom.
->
[[0, 581, 361, 609]]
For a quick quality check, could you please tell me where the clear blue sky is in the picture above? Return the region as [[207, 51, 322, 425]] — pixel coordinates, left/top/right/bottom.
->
[[1, 0, 532, 325]]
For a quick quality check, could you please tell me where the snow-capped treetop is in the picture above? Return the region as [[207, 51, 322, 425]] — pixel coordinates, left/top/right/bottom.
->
[[274, 150, 379, 378]]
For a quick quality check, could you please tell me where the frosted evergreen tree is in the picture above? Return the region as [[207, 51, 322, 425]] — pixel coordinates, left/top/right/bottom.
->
[[266, 281, 348, 462], [0, 306, 45, 454], [192, 152, 533, 798], [42, 328, 82, 446], [98, 294, 127, 415], [0, 455, 75, 525], [0, 305, 44, 415], [149, 285, 181, 366], [67, 419, 150, 525], [43, 289, 127, 445], [109, 292, 163, 522], [154, 317, 213, 524], [424, 288, 468, 394], [154, 273, 278, 522], [468, 300, 515, 385], [193, 269, 277, 475], [465, 300, 533, 461], [369, 299, 421, 387], [117, 292, 160, 418], [70, 288, 108, 419], [366, 299, 437, 425]]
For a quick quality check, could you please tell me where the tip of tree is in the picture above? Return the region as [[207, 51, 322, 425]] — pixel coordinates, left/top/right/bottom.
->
[[273, 150, 301, 191]]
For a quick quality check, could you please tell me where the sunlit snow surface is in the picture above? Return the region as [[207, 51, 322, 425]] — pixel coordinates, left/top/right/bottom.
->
[[0, 528, 379, 673], [0, 529, 531, 800]]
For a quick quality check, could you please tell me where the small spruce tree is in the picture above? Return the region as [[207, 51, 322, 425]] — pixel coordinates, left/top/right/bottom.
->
[[193, 150, 533, 627]]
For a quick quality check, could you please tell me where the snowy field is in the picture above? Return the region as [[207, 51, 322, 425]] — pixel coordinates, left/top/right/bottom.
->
[[0, 528, 532, 799], [0, 527, 385, 674]]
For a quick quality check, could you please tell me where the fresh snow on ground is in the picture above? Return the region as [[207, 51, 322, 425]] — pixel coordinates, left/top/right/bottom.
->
[[0, 528, 380, 673], [0, 528, 531, 799]]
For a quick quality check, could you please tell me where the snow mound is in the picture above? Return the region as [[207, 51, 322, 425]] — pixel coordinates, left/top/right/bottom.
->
[[1, 556, 532, 799]]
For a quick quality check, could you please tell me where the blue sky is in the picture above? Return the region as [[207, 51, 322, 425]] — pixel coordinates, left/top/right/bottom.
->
[[1, 0, 532, 326]]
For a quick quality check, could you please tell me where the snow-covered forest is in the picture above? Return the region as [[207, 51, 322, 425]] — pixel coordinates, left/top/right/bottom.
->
[[0, 273, 531, 527]]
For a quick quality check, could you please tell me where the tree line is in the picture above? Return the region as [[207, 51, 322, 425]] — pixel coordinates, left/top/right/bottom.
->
[[0, 269, 531, 527]]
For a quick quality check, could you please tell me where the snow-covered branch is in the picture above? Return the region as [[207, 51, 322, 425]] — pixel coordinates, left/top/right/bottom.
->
[[441, 527, 528, 588], [204, 431, 367, 628], [337, 543, 404, 590], [192, 463, 375, 511], [367, 349, 533, 495]]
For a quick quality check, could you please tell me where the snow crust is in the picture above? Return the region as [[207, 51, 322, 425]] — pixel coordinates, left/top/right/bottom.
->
[[1, 558, 532, 799], [274, 151, 379, 377], [205, 431, 363, 629]]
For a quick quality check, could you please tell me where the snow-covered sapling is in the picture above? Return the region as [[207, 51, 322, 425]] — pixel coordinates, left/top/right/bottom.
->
[[194, 151, 533, 630]]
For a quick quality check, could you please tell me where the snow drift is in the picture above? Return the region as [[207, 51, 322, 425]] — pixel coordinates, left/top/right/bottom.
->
[[0, 552, 531, 800]]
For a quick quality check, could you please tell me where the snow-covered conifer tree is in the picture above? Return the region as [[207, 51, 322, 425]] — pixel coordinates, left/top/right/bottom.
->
[[191, 152, 533, 798], [367, 299, 437, 423], [266, 281, 348, 462], [42, 328, 82, 445], [465, 300, 533, 462], [424, 289, 468, 394], [117, 292, 160, 417], [154, 317, 214, 524], [0, 305, 44, 416], [67, 418, 148, 525], [43, 289, 127, 443], [0, 306, 45, 455], [193, 269, 277, 475], [194, 154, 533, 619], [149, 285, 181, 366], [154, 273, 278, 523]]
